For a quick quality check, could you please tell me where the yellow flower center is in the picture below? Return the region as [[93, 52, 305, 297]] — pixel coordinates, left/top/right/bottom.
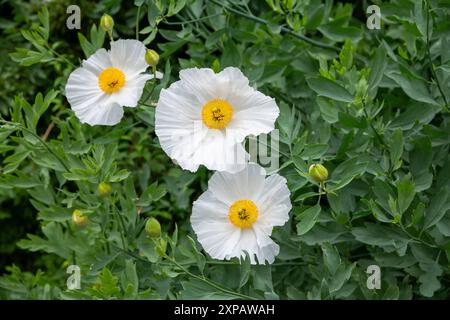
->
[[201, 99, 233, 129], [228, 199, 258, 229], [98, 67, 125, 94]]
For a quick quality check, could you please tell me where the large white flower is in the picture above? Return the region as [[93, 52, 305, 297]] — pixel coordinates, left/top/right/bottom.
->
[[155, 67, 279, 173], [191, 163, 291, 264], [65, 39, 162, 126]]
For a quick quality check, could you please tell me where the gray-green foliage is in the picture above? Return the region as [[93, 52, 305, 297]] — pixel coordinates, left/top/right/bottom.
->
[[0, 0, 449, 300]]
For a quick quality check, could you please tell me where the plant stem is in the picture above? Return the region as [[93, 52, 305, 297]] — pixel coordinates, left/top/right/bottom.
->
[[362, 105, 385, 148], [136, 5, 141, 40], [209, 0, 338, 51], [398, 222, 438, 249], [114, 246, 256, 299], [162, 13, 222, 25], [165, 255, 257, 300], [1, 120, 70, 172], [425, 0, 449, 112]]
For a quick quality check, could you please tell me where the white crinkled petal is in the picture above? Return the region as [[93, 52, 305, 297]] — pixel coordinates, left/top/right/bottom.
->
[[74, 102, 124, 126], [191, 191, 242, 260], [226, 89, 279, 142], [179, 130, 249, 173], [178, 68, 220, 104], [112, 73, 151, 108], [207, 163, 266, 206], [81, 48, 112, 75], [110, 39, 148, 78], [231, 228, 279, 265], [256, 174, 292, 227]]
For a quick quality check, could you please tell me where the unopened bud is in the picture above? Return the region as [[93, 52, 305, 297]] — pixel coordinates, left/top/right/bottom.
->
[[309, 163, 328, 183], [145, 49, 159, 67], [145, 217, 161, 238], [98, 182, 111, 197], [72, 209, 88, 227], [100, 14, 114, 33]]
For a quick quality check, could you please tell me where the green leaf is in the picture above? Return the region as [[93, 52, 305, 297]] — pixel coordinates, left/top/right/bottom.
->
[[396, 175, 415, 215], [321, 243, 341, 274], [296, 204, 321, 236], [423, 187, 450, 230], [386, 71, 438, 106], [389, 129, 404, 169], [307, 77, 354, 103], [368, 45, 387, 96]]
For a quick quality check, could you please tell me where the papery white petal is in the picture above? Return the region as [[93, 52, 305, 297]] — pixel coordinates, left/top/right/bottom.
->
[[256, 174, 292, 226], [81, 48, 111, 75], [178, 68, 219, 104], [110, 39, 148, 77], [112, 73, 151, 108], [226, 90, 279, 142], [74, 102, 124, 126], [207, 163, 266, 205]]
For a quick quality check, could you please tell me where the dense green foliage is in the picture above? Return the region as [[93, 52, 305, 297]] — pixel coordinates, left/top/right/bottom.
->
[[0, 0, 449, 300]]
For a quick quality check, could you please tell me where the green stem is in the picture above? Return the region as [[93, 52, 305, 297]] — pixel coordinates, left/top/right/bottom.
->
[[1, 120, 70, 172], [165, 255, 257, 300], [362, 105, 385, 149], [46, 46, 75, 68], [114, 246, 256, 299], [112, 203, 128, 249], [425, 0, 449, 111], [398, 222, 438, 249], [162, 13, 221, 25], [209, 0, 338, 52], [136, 5, 142, 40]]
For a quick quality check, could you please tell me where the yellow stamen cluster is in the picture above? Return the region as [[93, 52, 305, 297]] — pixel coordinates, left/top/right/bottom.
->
[[201, 99, 233, 129], [228, 199, 258, 229], [98, 67, 125, 94]]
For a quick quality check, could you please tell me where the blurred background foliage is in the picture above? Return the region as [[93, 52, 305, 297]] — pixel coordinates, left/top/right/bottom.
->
[[0, 0, 449, 299]]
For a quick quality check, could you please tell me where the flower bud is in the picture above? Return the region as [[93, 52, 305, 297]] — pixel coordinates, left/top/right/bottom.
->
[[72, 209, 88, 227], [308, 163, 328, 183], [145, 217, 161, 238], [98, 182, 111, 197], [145, 49, 159, 67], [100, 14, 114, 33]]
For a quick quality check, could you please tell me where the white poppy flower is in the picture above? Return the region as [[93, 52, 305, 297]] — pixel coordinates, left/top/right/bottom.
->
[[155, 67, 279, 173], [191, 163, 291, 264], [65, 39, 163, 126]]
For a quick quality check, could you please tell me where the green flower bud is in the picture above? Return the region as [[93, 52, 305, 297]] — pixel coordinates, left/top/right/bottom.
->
[[72, 209, 88, 227], [145, 49, 159, 67], [145, 217, 161, 238], [100, 14, 114, 33], [308, 163, 328, 183], [98, 182, 111, 197]]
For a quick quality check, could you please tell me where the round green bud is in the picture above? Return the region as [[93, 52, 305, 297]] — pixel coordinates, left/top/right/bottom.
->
[[145, 49, 159, 67], [145, 217, 161, 238], [100, 14, 114, 33], [72, 209, 88, 227], [308, 163, 328, 183], [98, 182, 111, 197]]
